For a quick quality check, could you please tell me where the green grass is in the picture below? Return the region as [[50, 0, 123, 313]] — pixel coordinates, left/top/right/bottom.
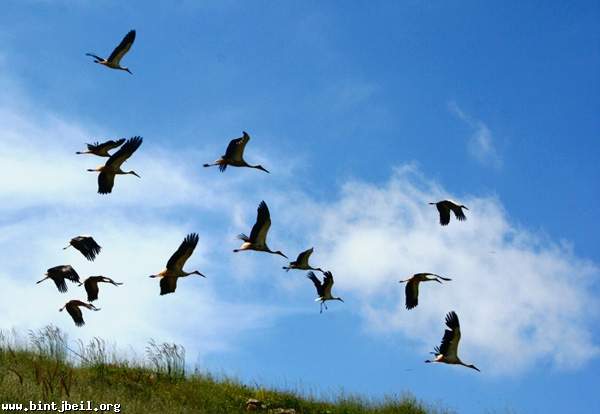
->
[[0, 326, 448, 414]]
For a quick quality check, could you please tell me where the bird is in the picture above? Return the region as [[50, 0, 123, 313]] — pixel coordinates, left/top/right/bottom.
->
[[429, 200, 469, 226], [307, 271, 344, 313], [76, 139, 126, 157], [63, 236, 102, 261], [79, 276, 123, 302], [203, 131, 269, 173], [283, 247, 323, 273], [87, 136, 142, 194], [398, 273, 452, 310], [86, 30, 136, 74], [149, 233, 206, 295], [59, 300, 100, 327], [425, 311, 480, 372], [233, 201, 287, 258], [36, 265, 81, 293]]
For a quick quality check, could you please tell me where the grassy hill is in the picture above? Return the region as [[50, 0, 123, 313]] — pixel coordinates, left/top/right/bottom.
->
[[0, 326, 446, 414]]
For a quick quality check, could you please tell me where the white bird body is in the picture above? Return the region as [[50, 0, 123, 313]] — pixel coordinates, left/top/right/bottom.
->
[[86, 30, 136, 74], [233, 201, 287, 258], [87, 136, 142, 194], [283, 247, 323, 273], [204, 132, 269, 173], [307, 271, 344, 313]]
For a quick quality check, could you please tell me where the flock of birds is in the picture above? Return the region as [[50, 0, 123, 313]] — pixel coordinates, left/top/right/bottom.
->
[[35, 30, 479, 373]]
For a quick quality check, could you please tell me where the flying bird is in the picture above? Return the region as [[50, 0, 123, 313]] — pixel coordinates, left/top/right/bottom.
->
[[398, 273, 452, 310], [430, 200, 468, 226], [425, 311, 480, 372], [86, 30, 136, 74], [283, 248, 323, 273], [63, 236, 102, 261], [307, 271, 344, 313], [149, 233, 206, 296], [79, 276, 123, 302], [203, 131, 269, 173], [59, 300, 100, 327], [36, 266, 81, 293], [76, 139, 126, 157], [87, 136, 142, 194], [233, 201, 287, 258]]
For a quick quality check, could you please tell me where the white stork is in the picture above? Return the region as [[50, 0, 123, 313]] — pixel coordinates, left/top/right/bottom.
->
[[59, 300, 100, 327], [430, 200, 468, 226], [283, 247, 323, 273], [36, 265, 81, 293], [425, 311, 480, 372], [398, 273, 452, 310], [233, 201, 287, 258], [76, 139, 126, 157], [307, 271, 344, 313], [79, 276, 123, 302], [87, 136, 142, 194], [86, 30, 136, 74], [63, 236, 102, 261], [203, 131, 269, 173], [149, 233, 206, 296]]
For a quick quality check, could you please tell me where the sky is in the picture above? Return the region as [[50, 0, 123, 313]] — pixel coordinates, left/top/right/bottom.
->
[[0, 1, 599, 413]]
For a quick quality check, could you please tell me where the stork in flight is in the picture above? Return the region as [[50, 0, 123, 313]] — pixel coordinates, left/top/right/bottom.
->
[[425, 311, 480, 372], [87, 136, 142, 194], [36, 266, 81, 293], [76, 139, 126, 157], [233, 201, 287, 258], [283, 247, 323, 273], [59, 300, 100, 327], [430, 200, 468, 226], [398, 273, 452, 310], [203, 131, 269, 173], [307, 271, 344, 313], [63, 236, 102, 261], [79, 276, 123, 302], [149, 233, 206, 295], [86, 30, 136, 74]]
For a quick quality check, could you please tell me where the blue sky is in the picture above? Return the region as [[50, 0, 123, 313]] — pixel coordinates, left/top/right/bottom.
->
[[0, 1, 599, 413]]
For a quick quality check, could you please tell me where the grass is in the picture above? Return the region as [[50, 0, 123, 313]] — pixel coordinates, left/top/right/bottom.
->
[[0, 326, 447, 414]]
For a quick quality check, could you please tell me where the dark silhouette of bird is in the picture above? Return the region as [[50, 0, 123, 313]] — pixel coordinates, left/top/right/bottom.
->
[[59, 300, 100, 327], [87, 136, 142, 194], [63, 236, 102, 261], [86, 30, 136, 74], [283, 247, 323, 273], [425, 311, 480, 372], [234, 201, 287, 258], [79, 276, 123, 302], [36, 266, 81, 293], [149, 233, 206, 295], [203, 132, 269, 173], [76, 139, 126, 157], [430, 200, 468, 226], [398, 273, 452, 310], [307, 271, 344, 313]]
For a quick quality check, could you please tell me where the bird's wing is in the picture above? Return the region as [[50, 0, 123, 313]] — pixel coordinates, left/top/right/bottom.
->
[[436, 203, 451, 226], [84, 278, 99, 302], [307, 271, 323, 297], [424, 273, 452, 281], [52, 277, 68, 293], [105, 136, 143, 169], [405, 279, 419, 309], [451, 205, 467, 221], [160, 277, 178, 295], [322, 271, 334, 298], [166, 233, 199, 271], [66, 303, 85, 327], [60, 265, 80, 283], [249, 201, 271, 245], [438, 311, 461, 358], [223, 132, 250, 162], [107, 30, 136, 65], [296, 247, 314, 266], [88, 138, 126, 152], [97, 171, 115, 194], [85, 53, 104, 61], [72, 236, 101, 261]]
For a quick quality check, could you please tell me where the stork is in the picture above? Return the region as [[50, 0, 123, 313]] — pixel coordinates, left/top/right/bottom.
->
[[425, 311, 480, 372], [63, 236, 102, 261], [283, 247, 323, 273], [59, 300, 100, 327], [87, 136, 142, 194], [36, 266, 81, 293], [398, 273, 452, 310], [149, 233, 206, 295], [76, 139, 126, 157], [429, 200, 468, 226], [233, 201, 287, 258], [79, 276, 123, 302], [203, 131, 269, 173], [86, 30, 136, 74], [307, 271, 344, 313]]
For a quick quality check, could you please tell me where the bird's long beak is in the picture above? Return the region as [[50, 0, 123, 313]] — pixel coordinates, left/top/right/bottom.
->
[[462, 205, 469, 210], [63, 244, 71, 250], [36, 276, 48, 284], [277, 251, 288, 259], [195, 271, 206, 278], [126, 68, 133, 75], [131, 171, 141, 178]]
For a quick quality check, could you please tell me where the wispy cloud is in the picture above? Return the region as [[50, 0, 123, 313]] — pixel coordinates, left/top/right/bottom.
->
[[449, 101, 502, 169]]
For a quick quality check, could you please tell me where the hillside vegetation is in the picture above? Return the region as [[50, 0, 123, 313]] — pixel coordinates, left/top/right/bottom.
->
[[0, 326, 446, 414]]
